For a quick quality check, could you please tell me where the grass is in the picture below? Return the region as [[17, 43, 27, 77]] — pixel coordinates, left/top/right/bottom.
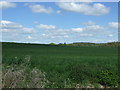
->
[[2, 42, 119, 88]]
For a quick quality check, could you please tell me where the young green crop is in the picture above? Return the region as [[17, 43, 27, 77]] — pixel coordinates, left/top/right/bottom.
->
[[2, 42, 119, 88]]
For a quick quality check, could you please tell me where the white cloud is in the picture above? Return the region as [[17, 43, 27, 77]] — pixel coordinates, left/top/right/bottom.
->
[[42, 33, 46, 36], [22, 28, 35, 33], [84, 25, 104, 30], [0, 20, 23, 30], [27, 36, 32, 39], [108, 22, 119, 29], [108, 34, 113, 37], [64, 35, 69, 38], [71, 28, 83, 32], [26, 3, 62, 14], [29, 4, 53, 14], [1, 20, 37, 43], [0, 20, 34, 33], [2, 20, 118, 43], [79, 34, 93, 37], [56, 10, 61, 14], [36, 24, 56, 30], [57, 2, 109, 16], [84, 21, 96, 26], [0, 20, 12, 24], [34, 21, 116, 42], [0, 1, 16, 9]]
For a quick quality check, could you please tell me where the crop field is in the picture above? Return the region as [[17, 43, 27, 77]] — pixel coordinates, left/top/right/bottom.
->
[[2, 42, 119, 88]]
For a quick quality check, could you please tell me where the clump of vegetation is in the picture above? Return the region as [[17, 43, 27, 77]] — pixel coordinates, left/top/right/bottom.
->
[[2, 56, 49, 88], [68, 64, 92, 83], [97, 70, 119, 88], [49, 43, 57, 46]]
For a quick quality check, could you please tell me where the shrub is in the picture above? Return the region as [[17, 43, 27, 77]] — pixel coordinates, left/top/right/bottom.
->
[[68, 64, 94, 83], [2, 56, 49, 88], [97, 70, 118, 87]]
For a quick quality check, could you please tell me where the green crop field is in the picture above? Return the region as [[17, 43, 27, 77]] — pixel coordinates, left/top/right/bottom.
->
[[2, 42, 119, 88]]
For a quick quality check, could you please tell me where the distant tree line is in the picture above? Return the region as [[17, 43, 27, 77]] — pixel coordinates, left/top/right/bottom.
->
[[2, 42, 120, 47], [49, 42, 120, 47]]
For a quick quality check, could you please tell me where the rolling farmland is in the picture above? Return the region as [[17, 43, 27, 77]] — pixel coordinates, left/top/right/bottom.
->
[[2, 42, 119, 88]]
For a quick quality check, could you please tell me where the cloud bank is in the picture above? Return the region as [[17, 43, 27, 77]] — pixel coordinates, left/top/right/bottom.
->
[[1, 20, 118, 43], [0, 1, 16, 9], [57, 2, 110, 16]]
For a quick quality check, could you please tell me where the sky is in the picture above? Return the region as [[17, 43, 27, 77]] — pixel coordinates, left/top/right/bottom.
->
[[0, 1, 119, 44]]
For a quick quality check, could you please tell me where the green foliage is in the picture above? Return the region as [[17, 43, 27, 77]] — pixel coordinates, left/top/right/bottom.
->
[[97, 70, 118, 87], [49, 43, 57, 45], [2, 42, 119, 88], [68, 64, 93, 83], [61, 42, 120, 47]]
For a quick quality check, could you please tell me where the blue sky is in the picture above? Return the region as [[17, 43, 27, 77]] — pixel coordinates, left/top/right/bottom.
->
[[0, 1, 119, 44]]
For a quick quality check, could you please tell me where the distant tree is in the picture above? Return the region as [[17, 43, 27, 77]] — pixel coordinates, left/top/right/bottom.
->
[[49, 43, 56, 45], [64, 42, 66, 45], [58, 43, 63, 45]]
